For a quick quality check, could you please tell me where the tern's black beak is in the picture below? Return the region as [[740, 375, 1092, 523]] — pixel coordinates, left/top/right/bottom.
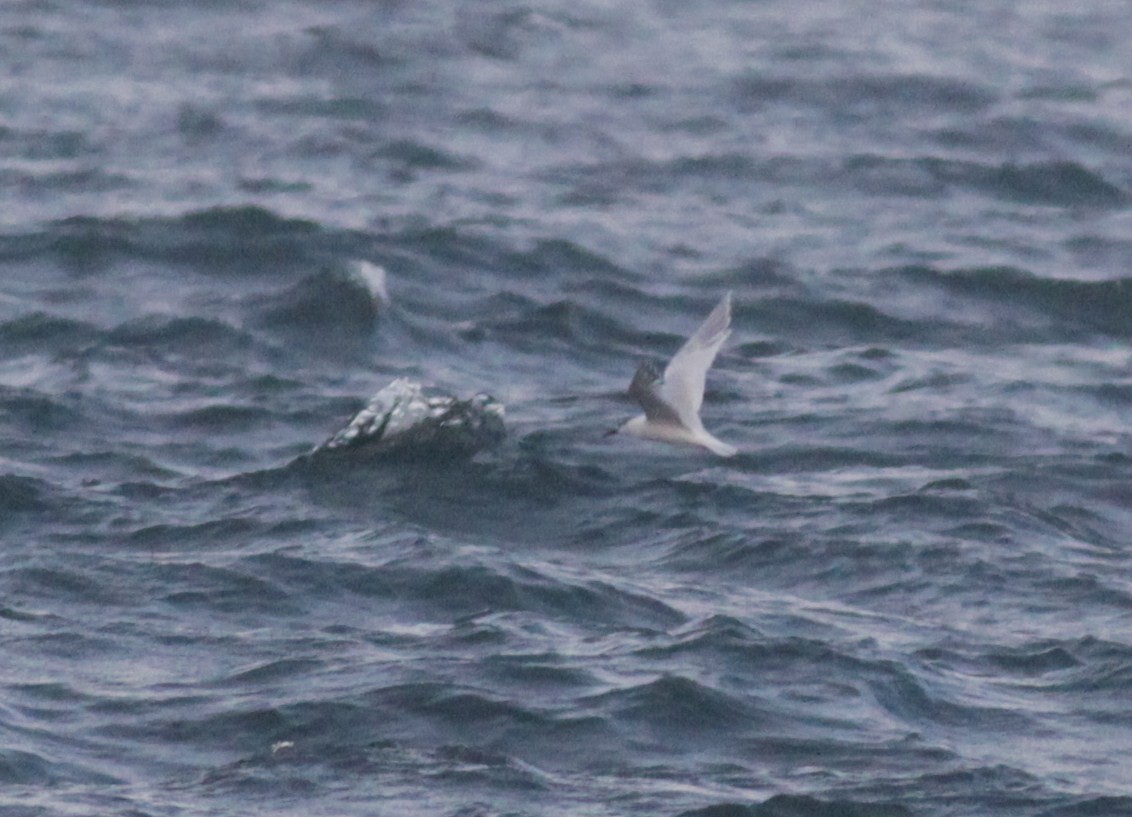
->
[[603, 427, 619, 438]]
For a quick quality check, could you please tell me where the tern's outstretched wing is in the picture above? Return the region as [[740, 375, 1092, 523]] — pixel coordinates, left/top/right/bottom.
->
[[660, 292, 731, 426], [628, 360, 682, 425]]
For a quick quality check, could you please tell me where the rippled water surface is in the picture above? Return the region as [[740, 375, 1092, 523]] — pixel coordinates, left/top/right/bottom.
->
[[4, 1, 1132, 815]]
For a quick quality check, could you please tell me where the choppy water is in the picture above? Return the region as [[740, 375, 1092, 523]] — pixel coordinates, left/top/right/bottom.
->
[[5, 1, 1132, 815]]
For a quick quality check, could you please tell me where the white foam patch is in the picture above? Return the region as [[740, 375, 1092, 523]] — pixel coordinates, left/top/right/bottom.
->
[[351, 260, 390, 307]]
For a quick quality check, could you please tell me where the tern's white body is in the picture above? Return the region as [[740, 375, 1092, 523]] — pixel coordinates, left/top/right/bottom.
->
[[614, 293, 737, 457], [619, 412, 737, 456]]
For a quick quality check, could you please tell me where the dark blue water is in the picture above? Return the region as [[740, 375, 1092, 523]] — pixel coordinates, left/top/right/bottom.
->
[[5, 1, 1132, 815]]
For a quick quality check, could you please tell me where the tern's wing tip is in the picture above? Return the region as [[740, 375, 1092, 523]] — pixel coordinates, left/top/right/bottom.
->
[[693, 292, 733, 346]]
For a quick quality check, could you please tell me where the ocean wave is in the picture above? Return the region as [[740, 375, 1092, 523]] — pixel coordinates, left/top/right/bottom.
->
[[0, 474, 51, 513], [0, 389, 82, 434], [252, 268, 383, 337], [243, 550, 684, 629], [733, 72, 996, 114], [894, 265, 1132, 339], [0, 312, 100, 355], [678, 794, 914, 817], [107, 315, 255, 351], [0, 747, 121, 787]]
